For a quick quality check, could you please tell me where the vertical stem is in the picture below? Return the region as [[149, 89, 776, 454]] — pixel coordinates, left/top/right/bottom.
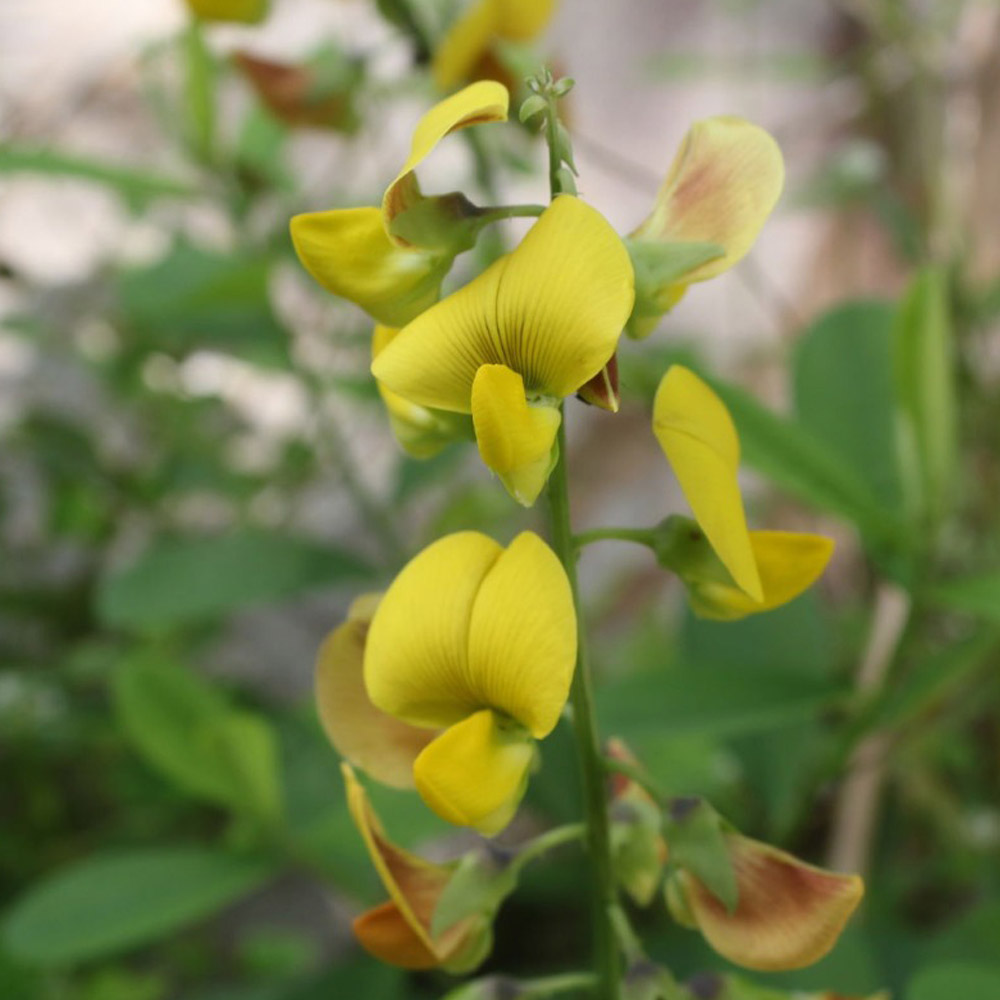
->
[[548, 415, 621, 1000]]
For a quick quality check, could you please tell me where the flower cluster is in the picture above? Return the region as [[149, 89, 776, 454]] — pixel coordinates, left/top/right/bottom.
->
[[298, 75, 862, 988]]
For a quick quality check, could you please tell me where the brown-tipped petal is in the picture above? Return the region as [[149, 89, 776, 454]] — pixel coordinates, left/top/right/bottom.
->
[[577, 354, 620, 412], [315, 596, 435, 789], [235, 52, 352, 130], [353, 901, 441, 969], [680, 834, 864, 971]]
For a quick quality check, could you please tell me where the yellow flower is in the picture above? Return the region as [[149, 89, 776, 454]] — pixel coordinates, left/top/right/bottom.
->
[[372, 195, 634, 505], [184, 0, 268, 23], [315, 595, 434, 789], [364, 531, 577, 834], [342, 764, 489, 970], [373, 326, 473, 459], [627, 116, 784, 339], [383, 81, 509, 247], [667, 833, 864, 972], [653, 366, 833, 618], [433, 0, 558, 92], [290, 82, 509, 326]]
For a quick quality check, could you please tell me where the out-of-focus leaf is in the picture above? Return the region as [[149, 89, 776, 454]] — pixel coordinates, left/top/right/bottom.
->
[[113, 654, 283, 822], [930, 570, 1000, 624], [907, 964, 1000, 1000], [893, 268, 957, 528], [117, 245, 289, 366], [711, 378, 901, 546], [793, 301, 902, 508], [0, 848, 275, 965], [0, 147, 196, 211], [97, 530, 372, 630], [923, 900, 1000, 965]]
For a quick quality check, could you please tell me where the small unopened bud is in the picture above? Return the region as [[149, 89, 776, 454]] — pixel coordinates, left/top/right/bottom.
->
[[553, 76, 576, 97], [519, 94, 547, 125]]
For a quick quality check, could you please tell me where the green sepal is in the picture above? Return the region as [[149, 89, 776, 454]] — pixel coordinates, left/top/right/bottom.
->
[[625, 239, 725, 338], [662, 797, 738, 913], [610, 796, 666, 907], [431, 845, 520, 939], [388, 188, 486, 254]]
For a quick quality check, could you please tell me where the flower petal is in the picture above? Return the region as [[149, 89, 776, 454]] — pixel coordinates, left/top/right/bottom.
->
[[373, 195, 634, 410], [353, 901, 441, 969], [413, 709, 535, 834], [499, 0, 558, 40], [290, 207, 448, 326], [631, 116, 784, 287], [689, 530, 834, 621], [383, 81, 509, 238], [365, 532, 502, 729], [653, 366, 762, 602], [466, 531, 576, 737], [680, 834, 864, 972], [343, 764, 451, 954], [315, 595, 434, 788], [374, 326, 472, 458], [471, 364, 561, 506]]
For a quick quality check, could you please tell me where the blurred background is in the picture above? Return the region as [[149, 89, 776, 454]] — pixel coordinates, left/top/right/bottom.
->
[[2, 1, 1000, 998]]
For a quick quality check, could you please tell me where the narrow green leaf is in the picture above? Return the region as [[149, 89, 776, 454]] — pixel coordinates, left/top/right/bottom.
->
[[1, 849, 274, 965], [893, 268, 958, 527], [97, 529, 372, 630], [0, 147, 196, 211], [205, 711, 284, 825]]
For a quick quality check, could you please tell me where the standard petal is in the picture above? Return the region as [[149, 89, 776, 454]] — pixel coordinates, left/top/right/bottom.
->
[[413, 709, 535, 835], [653, 366, 762, 602], [315, 595, 434, 788], [373, 326, 472, 458], [365, 532, 502, 728], [631, 116, 784, 286], [689, 531, 835, 621], [679, 834, 864, 972], [466, 531, 576, 737], [500, 0, 558, 39], [290, 207, 448, 326], [471, 364, 561, 506], [373, 196, 634, 410], [383, 81, 509, 236]]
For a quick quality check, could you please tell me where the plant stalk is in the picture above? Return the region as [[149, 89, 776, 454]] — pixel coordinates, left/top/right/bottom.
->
[[547, 415, 621, 1000]]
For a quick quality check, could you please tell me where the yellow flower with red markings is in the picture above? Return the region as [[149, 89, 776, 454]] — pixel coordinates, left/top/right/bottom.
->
[[627, 117, 784, 339]]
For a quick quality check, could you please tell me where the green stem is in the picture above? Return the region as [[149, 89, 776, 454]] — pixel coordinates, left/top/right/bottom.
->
[[547, 415, 621, 1000], [522, 971, 599, 998], [516, 822, 587, 869], [573, 527, 657, 550], [477, 203, 547, 225]]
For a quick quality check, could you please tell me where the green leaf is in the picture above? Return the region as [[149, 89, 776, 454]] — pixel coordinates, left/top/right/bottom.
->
[[793, 300, 902, 508], [117, 244, 289, 366], [662, 798, 737, 911], [931, 570, 1000, 623], [0, 147, 196, 212], [113, 654, 283, 821], [907, 963, 1000, 1000], [710, 377, 901, 546], [1, 848, 274, 965], [97, 529, 372, 630], [205, 710, 284, 824], [893, 268, 958, 527]]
